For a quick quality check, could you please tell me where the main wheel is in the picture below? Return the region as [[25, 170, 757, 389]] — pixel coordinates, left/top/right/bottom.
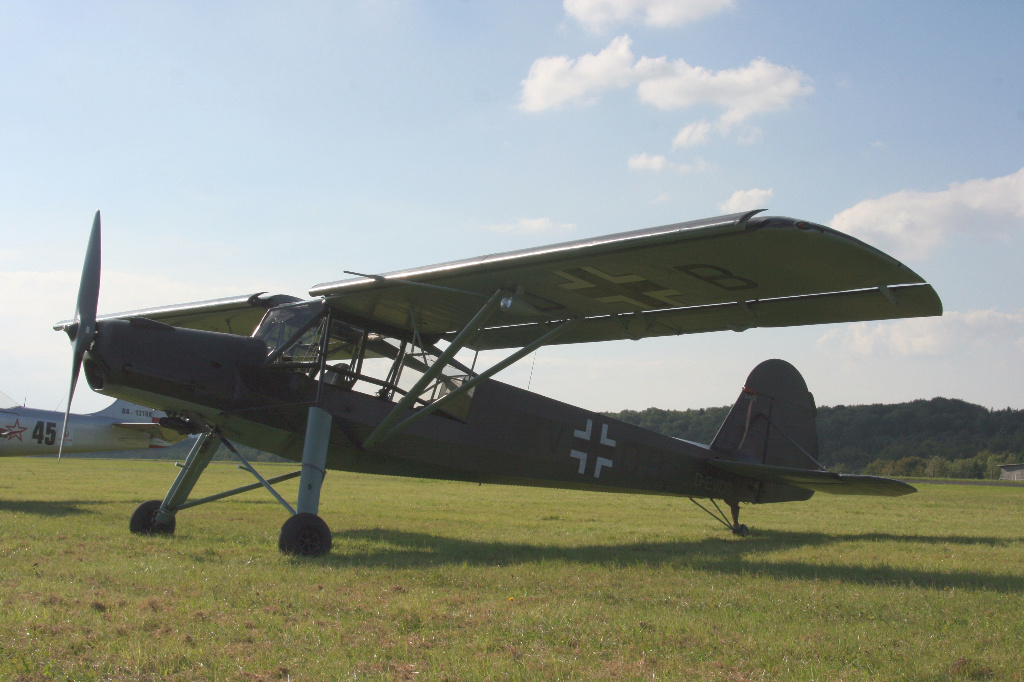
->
[[130, 500, 176, 535], [278, 513, 332, 556], [732, 523, 749, 537]]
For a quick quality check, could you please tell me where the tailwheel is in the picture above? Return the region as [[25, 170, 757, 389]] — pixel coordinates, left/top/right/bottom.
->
[[727, 499, 749, 537], [130, 499, 176, 535], [278, 512, 332, 556], [688, 497, 752, 537]]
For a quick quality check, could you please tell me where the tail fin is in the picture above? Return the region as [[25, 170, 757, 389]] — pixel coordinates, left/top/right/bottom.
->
[[707, 359, 916, 497], [710, 359, 819, 470]]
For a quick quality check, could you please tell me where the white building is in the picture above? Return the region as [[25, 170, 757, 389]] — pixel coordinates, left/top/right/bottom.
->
[[997, 464, 1024, 481]]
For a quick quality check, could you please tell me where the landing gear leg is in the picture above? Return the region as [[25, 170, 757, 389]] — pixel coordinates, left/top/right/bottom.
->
[[279, 406, 333, 556], [688, 497, 751, 537], [727, 499, 749, 537], [130, 430, 218, 535]]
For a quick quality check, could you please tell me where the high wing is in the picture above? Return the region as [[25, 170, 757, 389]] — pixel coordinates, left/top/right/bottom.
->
[[708, 460, 917, 497], [54, 293, 302, 337], [310, 211, 942, 350]]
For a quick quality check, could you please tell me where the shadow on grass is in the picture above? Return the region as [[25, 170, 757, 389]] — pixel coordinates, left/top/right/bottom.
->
[[313, 527, 1023, 593], [0, 499, 102, 517]]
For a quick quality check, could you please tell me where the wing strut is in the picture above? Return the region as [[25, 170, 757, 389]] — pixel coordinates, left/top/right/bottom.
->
[[382, 317, 580, 441], [361, 287, 580, 449], [362, 289, 506, 449], [218, 435, 297, 515]]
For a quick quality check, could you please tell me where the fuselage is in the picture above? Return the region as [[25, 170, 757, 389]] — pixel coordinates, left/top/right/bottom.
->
[[80, 315, 810, 505], [0, 403, 166, 457]]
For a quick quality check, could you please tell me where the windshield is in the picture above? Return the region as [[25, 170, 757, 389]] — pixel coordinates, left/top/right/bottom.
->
[[253, 301, 326, 358]]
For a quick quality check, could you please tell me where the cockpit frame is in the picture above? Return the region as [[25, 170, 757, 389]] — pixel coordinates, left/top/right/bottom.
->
[[252, 299, 479, 421]]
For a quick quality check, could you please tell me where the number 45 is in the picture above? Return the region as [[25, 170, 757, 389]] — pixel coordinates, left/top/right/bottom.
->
[[32, 421, 58, 445]]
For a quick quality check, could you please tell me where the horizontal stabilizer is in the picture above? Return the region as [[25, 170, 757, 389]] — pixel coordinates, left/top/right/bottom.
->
[[708, 459, 916, 497], [112, 422, 187, 444]]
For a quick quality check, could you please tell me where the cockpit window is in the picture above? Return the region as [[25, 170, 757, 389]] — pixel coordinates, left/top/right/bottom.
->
[[252, 299, 479, 421], [253, 301, 327, 359]]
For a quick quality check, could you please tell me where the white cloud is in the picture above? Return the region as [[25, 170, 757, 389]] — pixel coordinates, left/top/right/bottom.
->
[[519, 35, 637, 112], [830, 167, 1024, 260], [735, 126, 762, 145], [627, 152, 708, 173], [484, 218, 578, 234], [565, 0, 734, 31], [719, 188, 772, 212], [635, 56, 812, 122], [628, 152, 668, 171], [673, 119, 764, 147], [672, 119, 714, 148], [521, 37, 812, 146], [817, 310, 1024, 358], [646, 56, 812, 145]]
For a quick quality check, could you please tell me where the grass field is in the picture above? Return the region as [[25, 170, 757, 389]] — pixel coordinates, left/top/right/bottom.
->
[[1, 458, 1022, 681]]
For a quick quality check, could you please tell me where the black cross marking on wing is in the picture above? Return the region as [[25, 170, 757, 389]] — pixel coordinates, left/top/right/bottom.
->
[[552, 264, 758, 310]]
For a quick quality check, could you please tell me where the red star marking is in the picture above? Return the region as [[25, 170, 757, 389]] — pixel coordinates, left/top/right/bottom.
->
[[2, 419, 28, 441]]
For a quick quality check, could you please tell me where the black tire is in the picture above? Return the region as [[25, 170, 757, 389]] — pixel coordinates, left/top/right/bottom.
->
[[278, 513, 332, 556], [130, 500, 176, 535], [732, 523, 749, 538]]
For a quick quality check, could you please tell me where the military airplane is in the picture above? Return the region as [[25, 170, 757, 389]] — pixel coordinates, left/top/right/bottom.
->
[[0, 390, 185, 457], [55, 210, 941, 555]]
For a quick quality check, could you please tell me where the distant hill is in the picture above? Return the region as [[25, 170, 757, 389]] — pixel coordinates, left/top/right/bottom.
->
[[605, 398, 1024, 479]]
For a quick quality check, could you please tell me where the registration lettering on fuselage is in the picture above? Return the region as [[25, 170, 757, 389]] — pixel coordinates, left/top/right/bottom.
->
[[694, 471, 729, 496]]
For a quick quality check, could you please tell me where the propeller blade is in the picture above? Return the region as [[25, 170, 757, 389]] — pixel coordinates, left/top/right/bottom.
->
[[76, 210, 102, 335], [60, 210, 102, 460]]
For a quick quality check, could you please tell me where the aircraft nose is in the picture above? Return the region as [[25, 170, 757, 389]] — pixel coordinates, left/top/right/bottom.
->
[[83, 356, 105, 390], [79, 317, 269, 409], [80, 320, 127, 394]]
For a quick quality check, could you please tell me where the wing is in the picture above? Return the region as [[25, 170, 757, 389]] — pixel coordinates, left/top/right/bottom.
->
[[310, 211, 942, 350], [54, 293, 302, 337], [708, 459, 917, 497]]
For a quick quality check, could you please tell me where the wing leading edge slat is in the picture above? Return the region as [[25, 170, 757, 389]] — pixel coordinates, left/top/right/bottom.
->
[[53, 293, 302, 337], [467, 282, 941, 349]]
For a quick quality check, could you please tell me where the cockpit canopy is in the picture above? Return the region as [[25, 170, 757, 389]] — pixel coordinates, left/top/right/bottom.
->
[[252, 300, 476, 420]]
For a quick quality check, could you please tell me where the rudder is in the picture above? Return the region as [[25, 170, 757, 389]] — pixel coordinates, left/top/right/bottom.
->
[[710, 359, 819, 470]]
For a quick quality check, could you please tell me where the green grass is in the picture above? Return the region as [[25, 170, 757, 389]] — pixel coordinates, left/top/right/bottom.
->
[[1, 458, 1022, 681]]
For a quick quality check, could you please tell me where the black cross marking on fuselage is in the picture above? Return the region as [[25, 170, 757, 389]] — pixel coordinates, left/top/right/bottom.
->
[[569, 418, 616, 479]]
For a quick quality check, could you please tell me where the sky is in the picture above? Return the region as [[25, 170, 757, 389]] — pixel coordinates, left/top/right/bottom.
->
[[1, 0, 1023, 415]]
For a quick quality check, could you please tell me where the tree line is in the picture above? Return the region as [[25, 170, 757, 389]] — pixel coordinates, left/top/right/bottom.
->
[[605, 397, 1024, 480]]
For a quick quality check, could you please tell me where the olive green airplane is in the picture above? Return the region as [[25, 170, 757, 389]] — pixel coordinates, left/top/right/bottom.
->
[[55, 210, 941, 556]]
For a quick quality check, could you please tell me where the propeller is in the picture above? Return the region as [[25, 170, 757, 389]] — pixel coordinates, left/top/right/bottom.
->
[[59, 210, 102, 460]]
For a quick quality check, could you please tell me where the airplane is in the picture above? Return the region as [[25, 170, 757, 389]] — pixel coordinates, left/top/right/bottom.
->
[[54, 210, 941, 555], [0, 390, 187, 457]]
